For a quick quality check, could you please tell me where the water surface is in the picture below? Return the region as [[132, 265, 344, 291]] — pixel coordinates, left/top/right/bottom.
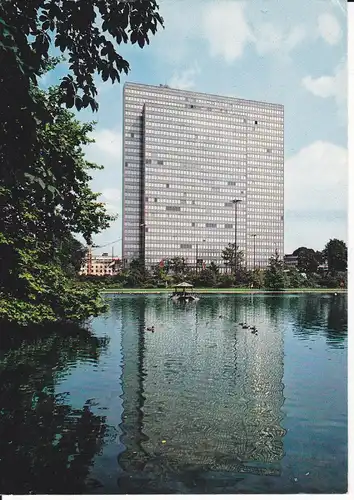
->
[[0, 294, 347, 494]]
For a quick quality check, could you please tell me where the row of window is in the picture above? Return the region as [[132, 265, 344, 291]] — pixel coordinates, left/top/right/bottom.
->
[[124, 87, 283, 112], [143, 116, 283, 129], [125, 120, 284, 137], [127, 129, 284, 141], [144, 150, 283, 160], [143, 138, 282, 154]]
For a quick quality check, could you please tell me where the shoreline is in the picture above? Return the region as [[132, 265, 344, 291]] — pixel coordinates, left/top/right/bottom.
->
[[101, 288, 346, 295]]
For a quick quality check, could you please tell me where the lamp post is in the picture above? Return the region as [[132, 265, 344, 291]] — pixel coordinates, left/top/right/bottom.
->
[[232, 199, 242, 276], [196, 242, 198, 274], [252, 233, 257, 270]]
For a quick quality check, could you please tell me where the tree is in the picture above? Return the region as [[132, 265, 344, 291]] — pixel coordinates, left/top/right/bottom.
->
[[251, 268, 264, 288], [1, 1, 163, 228], [323, 239, 347, 272], [1, 0, 163, 111], [0, 85, 115, 326], [286, 268, 308, 288], [0, 1, 164, 326], [54, 234, 87, 277], [264, 252, 289, 290], [209, 261, 220, 275], [170, 256, 188, 276], [293, 246, 323, 273], [221, 243, 244, 272], [194, 262, 219, 287]]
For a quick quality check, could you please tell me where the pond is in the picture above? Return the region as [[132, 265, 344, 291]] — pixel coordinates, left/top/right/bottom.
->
[[0, 293, 347, 494]]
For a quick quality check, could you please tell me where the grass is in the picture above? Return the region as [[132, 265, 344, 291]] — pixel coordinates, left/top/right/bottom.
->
[[101, 287, 346, 294]]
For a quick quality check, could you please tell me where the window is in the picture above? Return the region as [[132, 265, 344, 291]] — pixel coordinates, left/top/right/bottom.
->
[[181, 244, 192, 249], [225, 224, 233, 229], [131, 132, 135, 137], [157, 160, 164, 165], [191, 222, 195, 227], [166, 183, 170, 188], [166, 206, 181, 212], [206, 223, 217, 228], [154, 198, 158, 202]]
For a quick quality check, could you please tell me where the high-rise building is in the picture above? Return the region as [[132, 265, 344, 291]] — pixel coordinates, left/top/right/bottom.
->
[[123, 82, 284, 269]]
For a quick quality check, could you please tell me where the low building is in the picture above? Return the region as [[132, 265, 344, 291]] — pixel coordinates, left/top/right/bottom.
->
[[284, 254, 298, 268], [79, 253, 122, 276]]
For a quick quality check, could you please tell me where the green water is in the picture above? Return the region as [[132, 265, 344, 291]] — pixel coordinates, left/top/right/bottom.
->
[[0, 293, 347, 494]]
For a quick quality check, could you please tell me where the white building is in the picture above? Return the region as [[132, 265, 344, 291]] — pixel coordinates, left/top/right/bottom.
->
[[79, 253, 121, 276], [123, 83, 284, 269]]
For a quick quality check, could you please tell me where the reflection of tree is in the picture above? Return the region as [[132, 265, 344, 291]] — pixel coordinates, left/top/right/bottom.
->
[[0, 327, 111, 494], [286, 294, 347, 348], [326, 295, 347, 347]]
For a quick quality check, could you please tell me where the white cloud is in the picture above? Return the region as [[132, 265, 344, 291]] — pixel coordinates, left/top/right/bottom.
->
[[317, 12, 342, 45], [285, 140, 347, 213], [169, 63, 200, 90], [255, 23, 307, 57], [202, 1, 254, 63], [90, 129, 122, 157], [99, 188, 121, 215], [302, 61, 347, 107], [285, 140, 347, 251], [83, 128, 122, 250]]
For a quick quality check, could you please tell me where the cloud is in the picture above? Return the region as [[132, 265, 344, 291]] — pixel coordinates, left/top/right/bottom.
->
[[317, 12, 342, 45], [83, 128, 122, 249], [169, 63, 200, 90], [99, 188, 121, 215], [90, 129, 122, 158], [302, 61, 346, 107], [255, 23, 307, 57], [285, 140, 347, 251], [202, 1, 254, 63], [285, 140, 347, 213]]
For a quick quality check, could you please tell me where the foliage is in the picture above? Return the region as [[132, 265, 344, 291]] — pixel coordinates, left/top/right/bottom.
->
[[169, 256, 188, 277], [1, 0, 163, 111], [292, 247, 323, 273], [0, 326, 111, 494], [54, 235, 87, 277], [234, 267, 252, 287], [251, 268, 264, 288], [0, 87, 112, 327], [264, 252, 289, 290], [221, 243, 244, 272], [286, 268, 308, 288], [323, 239, 347, 272], [194, 262, 219, 287], [0, 238, 107, 327], [1, 0, 163, 328]]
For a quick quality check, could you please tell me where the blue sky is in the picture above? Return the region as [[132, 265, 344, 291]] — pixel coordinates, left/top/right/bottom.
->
[[42, 0, 347, 255]]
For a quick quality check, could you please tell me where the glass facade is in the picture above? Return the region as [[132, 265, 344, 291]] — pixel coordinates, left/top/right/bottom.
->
[[123, 83, 284, 269]]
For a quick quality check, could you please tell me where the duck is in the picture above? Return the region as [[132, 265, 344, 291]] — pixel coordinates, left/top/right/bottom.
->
[[250, 326, 258, 334], [242, 325, 249, 330], [146, 326, 155, 332]]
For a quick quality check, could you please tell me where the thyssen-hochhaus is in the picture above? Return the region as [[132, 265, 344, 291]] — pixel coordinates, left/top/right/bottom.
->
[[122, 82, 284, 270]]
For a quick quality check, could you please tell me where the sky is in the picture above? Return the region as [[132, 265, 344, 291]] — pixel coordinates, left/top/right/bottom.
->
[[42, 0, 347, 256]]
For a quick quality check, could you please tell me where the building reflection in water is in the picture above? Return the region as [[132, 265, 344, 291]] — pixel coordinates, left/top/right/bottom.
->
[[118, 295, 287, 491]]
